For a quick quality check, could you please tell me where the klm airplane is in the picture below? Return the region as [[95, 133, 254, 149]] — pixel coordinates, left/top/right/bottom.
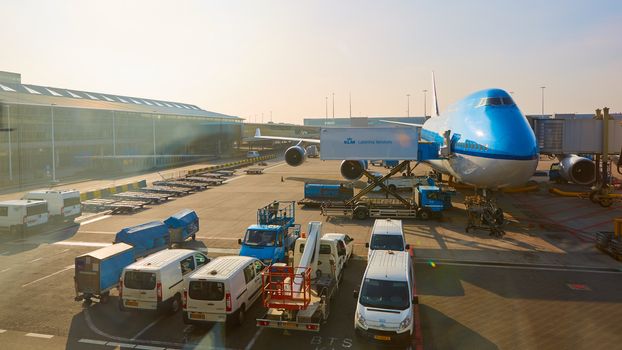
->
[[256, 74, 539, 191]]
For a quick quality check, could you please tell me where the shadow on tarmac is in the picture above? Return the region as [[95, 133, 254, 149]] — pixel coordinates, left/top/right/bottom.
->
[[0, 223, 79, 255]]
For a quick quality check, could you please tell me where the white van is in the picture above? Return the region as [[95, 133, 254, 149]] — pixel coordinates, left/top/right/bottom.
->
[[246, 151, 260, 158], [120, 249, 209, 313], [365, 219, 409, 260], [354, 250, 416, 345], [22, 190, 81, 223], [0, 200, 49, 234], [294, 236, 345, 282], [183, 256, 265, 326], [323, 233, 354, 264]]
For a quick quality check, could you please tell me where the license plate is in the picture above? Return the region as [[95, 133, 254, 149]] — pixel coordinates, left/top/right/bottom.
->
[[279, 322, 297, 329], [374, 335, 391, 341], [190, 312, 205, 320], [125, 300, 138, 307]]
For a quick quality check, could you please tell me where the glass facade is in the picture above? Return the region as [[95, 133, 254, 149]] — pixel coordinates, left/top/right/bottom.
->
[[0, 103, 241, 188]]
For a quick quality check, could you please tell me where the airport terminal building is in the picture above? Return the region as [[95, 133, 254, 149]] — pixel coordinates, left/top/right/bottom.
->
[[0, 71, 242, 189]]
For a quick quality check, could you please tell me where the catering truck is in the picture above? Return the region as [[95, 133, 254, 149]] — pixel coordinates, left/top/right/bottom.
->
[[238, 201, 301, 265], [0, 200, 49, 235]]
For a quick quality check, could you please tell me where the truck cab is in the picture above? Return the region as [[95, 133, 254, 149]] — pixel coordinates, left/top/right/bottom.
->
[[294, 236, 345, 283], [239, 201, 301, 265], [414, 185, 454, 220]]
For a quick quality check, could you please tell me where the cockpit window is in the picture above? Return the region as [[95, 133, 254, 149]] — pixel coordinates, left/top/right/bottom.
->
[[477, 96, 515, 107]]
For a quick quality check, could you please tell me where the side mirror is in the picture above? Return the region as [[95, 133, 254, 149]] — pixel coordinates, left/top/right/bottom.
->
[[353, 290, 359, 299], [365, 243, 369, 248], [237, 238, 242, 245], [405, 244, 410, 250], [412, 295, 419, 305]]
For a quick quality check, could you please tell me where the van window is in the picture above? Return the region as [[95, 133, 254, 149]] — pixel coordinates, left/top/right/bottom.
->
[[337, 241, 346, 257], [0, 207, 7, 216], [189, 281, 224, 301], [180, 256, 196, 275], [370, 234, 404, 251], [194, 253, 208, 268], [124, 271, 156, 290], [26, 203, 47, 216], [243, 263, 255, 284], [359, 278, 410, 310], [253, 260, 265, 274], [63, 197, 80, 206]]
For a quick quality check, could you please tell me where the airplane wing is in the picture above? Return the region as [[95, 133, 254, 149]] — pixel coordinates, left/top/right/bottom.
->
[[254, 128, 321, 144], [379, 120, 424, 127]]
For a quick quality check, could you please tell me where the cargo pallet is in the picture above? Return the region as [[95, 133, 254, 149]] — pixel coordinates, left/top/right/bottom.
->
[[245, 167, 264, 174]]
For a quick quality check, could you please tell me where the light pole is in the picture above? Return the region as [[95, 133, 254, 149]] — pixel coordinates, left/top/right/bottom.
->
[[332, 92, 335, 119], [50, 104, 57, 182], [152, 114, 157, 166], [406, 94, 410, 117], [5, 104, 12, 181], [112, 110, 116, 156], [325, 96, 328, 124], [540, 86, 546, 118], [422, 90, 428, 117]]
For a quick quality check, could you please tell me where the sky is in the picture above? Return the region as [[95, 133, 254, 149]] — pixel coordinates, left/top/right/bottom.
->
[[1, 0, 621, 123]]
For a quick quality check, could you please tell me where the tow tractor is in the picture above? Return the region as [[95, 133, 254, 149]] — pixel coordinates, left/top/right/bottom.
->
[[257, 221, 339, 332], [238, 201, 301, 265], [321, 161, 454, 220]]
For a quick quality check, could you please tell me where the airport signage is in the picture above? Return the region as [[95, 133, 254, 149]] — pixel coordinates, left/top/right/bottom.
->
[[320, 127, 420, 160]]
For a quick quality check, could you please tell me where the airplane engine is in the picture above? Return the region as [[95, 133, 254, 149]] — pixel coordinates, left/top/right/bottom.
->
[[559, 155, 595, 185], [340, 160, 366, 180], [285, 145, 306, 166]]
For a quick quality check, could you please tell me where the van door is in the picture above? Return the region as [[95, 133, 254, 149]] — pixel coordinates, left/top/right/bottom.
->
[[248, 260, 264, 304], [122, 270, 158, 308], [187, 279, 226, 322]]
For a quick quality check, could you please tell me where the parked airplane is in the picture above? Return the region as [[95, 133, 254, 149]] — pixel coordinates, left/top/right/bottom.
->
[[255, 73, 540, 191]]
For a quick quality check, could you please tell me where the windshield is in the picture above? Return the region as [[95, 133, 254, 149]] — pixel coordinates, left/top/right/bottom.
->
[[370, 234, 404, 251], [360, 278, 410, 310], [243, 229, 276, 246]]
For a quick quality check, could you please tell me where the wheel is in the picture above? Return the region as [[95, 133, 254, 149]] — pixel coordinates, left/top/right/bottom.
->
[[83, 297, 92, 306], [589, 191, 599, 203], [170, 294, 181, 313], [353, 206, 368, 220], [100, 292, 110, 304], [192, 234, 196, 241], [599, 198, 613, 207], [494, 209, 504, 225], [9, 225, 23, 235], [182, 311, 191, 325], [388, 184, 397, 192], [118, 299, 126, 312], [418, 209, 431, 221], [236, 305, 246, 326]]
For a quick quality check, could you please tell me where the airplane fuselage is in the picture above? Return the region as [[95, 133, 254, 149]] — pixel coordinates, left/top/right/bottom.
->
[[421, 89, 539, 189]]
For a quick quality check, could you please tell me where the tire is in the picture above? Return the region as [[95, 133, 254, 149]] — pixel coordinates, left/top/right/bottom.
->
[[118, 299, 126, 312], [100, 292, 110, 304], [388, 184, 397, 192], [599, 198, 613, 208], [170, 294, 181, 313], [589, 191, 599, 203], [236, 305, 246, 326], [182, 312, 191, 325], [353, 206, 368, 220], [192, 234, 196, 241], [418, 209, 431, 221]]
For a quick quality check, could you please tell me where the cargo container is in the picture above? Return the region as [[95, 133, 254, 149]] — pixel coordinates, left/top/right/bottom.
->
[[74, 243, 134, 304], [164, 209, 199, 244], [114, 221, 170, 258]]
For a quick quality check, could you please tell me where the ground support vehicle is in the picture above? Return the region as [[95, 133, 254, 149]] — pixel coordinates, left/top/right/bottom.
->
[[245, 167, 264, 174], [113, 191, 170, 204], [141, 186, 192, 196], [298, 183, 354, 207], [322, 185, 453, 221], [152, 180, 208, 191], [596, 219, 622, 261], [256, 222, 340, 332], [22, 190, 81, 223], [165, 209, 200, 244], [0, 200, 49, 235], [74, 243, 134, 304], [239, 201, 301, 265], [464, 195, 505, 237]]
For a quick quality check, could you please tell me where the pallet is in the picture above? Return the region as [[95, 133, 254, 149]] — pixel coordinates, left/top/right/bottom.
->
[[245, 167, 264, 174]]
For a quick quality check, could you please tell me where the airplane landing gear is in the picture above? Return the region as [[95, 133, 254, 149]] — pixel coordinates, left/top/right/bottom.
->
[[465, 190, 505, 238]]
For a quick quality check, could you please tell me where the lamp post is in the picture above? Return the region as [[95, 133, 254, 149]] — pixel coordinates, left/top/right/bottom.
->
[[406, 94, 410, 117], [540, 86, 546, 118], [325, 96, 328, 124], [332, 92, 335, 119], [50, 104, 57, 182], [152, 114, 157, 167], [5, 104, 12, 181], [422, 90, 428, 117]]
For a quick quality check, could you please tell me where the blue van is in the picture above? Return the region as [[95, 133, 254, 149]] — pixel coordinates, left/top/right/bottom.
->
[[164, 209, 199, 244]]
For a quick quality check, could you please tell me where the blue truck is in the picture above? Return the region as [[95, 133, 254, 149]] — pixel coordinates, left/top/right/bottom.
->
[[238, 201, 301, 265], [164, 209, 199, 244], [74, 242, 134, 304], [113, 221, 170, 259]]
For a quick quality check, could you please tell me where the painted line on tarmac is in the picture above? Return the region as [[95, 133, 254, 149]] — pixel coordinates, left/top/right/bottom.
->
[[25, 332, 54, 339], [30, 257, 43, 263], [21, 265, 74, 287], [209, 248, 240, 254], [78, 338, 108, 346], [78, 230, 117, 235], [131, 315, 165, 341], [0, 268, 10, 273], [0, 251, 9, 256], [415, 259, 622, 274], [53, 241, 112, 247], [0, 329, 7, 333], [80, 215, 112, 226], [244, 328, 263, 350]]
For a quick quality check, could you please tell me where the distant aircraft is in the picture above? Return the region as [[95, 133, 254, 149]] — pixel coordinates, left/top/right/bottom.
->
[[255, 73, 539, 192]]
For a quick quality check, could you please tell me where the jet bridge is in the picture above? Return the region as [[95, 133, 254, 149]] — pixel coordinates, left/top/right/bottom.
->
[[532, 116, 622, 155]]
